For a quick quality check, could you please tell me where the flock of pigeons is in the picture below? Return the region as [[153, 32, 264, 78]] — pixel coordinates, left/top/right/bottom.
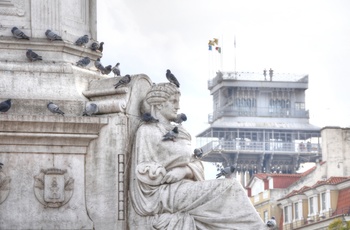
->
[[0, 67, 179, 118], [11, 27, 121, 76], [3, 30, 277, 227]]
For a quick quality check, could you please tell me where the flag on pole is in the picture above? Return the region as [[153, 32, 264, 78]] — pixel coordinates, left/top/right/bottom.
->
[[208, 39, 215, 51], [213, 38, 219, 45], [234, 35, 236, 48], [215, 47, 221, 53]]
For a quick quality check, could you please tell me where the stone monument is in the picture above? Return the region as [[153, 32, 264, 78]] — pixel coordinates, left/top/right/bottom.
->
[[0, 1, 268, 229], [127, 83, 268, 229]]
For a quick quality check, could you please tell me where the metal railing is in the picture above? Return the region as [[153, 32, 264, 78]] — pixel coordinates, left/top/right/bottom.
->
[[208, 71, 308, 89], [201, 140, 321, 155], [208, 107, 309, 122]]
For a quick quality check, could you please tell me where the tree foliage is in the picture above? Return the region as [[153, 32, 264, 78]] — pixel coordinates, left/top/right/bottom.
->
[[328, 218, 350, 230]]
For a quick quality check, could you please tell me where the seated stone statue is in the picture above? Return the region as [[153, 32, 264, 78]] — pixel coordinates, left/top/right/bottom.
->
[[129, 83, 267, 229]]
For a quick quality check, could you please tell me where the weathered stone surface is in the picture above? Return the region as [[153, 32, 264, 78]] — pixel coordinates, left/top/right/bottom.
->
[[0, 153, 93, 229], [128, 83, 268, 229], [85, 74, 153, 230]]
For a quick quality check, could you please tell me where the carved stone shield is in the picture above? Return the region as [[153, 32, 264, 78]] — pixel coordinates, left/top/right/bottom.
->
[[34, 168, 74, 208]]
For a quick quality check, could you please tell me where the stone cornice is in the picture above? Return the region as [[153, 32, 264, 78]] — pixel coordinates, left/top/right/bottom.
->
[[0, 114, 108, 154]]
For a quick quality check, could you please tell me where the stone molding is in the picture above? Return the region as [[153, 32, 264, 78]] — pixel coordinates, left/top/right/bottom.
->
[[0, 0, 25, 16], [0, 115, 108, 154], [0, 37, 102, 63]]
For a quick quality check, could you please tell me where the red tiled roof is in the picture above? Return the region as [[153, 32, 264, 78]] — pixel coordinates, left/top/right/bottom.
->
[[311, 177, 349, 188], [279, 177, 350, 201], [334, 187, 350, 215], [246, 172, 307, 189], [280, 186, 311, 200]]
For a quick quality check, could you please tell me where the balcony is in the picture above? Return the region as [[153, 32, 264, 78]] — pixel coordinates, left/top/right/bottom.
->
[[202, 140, 320, 154], [208, 107, 309, 123]]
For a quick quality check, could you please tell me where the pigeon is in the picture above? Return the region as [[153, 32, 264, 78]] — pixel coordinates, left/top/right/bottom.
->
[[162, 127, 179, 141], [11, 27, 30, 40], [174, 113, 187, 124], [141, 112, 159, 123], [76, 57, 90, 67], [97, 42, 104, 52], [0, 162, 3, 169], [0, 99, 11, 113], [26, 49, 42, 62], [166, 69, 180, 88], [114, 75, 131, 89], [94, 58, 105, 72], [216, 165, 236, 179], [193, 148, 203, 158], [45, 29, 63, 41], [102, 65, 112, 75], [83, 103, 98, 116], [112, 63, 121, 76], [47, 102, 65, 116], [90, 41, 99, 51], [74, 35, 89, 46], [267, 217, 276, 228]]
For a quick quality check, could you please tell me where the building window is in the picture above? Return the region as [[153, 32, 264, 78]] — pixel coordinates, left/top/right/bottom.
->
[[295, 102, 305, 110], [294, 202, 299, 220], [321, 192, 327, 211], [309, 196, 318, 215], [264, 210, 268, 223], [284, 206, 291, 223]]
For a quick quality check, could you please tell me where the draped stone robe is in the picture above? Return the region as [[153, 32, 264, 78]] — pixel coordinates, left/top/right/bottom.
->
[[129, 122, 268, 230]]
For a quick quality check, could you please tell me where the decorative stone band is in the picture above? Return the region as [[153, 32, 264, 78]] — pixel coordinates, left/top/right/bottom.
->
[[83, 87, 128, 98], [90, 99, 126, 114]]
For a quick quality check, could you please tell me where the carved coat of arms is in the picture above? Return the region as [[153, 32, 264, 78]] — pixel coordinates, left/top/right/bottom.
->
[[34, 168, 74, 208], [0, 169, 11, 205]]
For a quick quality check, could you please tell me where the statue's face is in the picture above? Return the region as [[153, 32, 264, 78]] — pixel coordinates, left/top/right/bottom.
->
[[160, 94, 180, 121]]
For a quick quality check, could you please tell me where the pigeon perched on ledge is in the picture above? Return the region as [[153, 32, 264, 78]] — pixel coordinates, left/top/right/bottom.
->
[[193, 148, 203, 158], [94, 58, 105, 73], [162, 127, 178, 141], [0, 99, 11, 113], [267, 216, 276, 228], [11, 27, 29, 40], [174, 113, 187, 124], [83, 103, 98, 116], [26, 49, 42, 62], [75, 35, 89, 46], [97, 42, 104, 52], [112, 63, 121, 76], [45, 29, 63, 41], [216, 165, 236, 179], [76, 57, 90, 68], [103, 65, 112, 75], [90, 41, 100, 51], [142, 112, 159, 123], [114, 75, 131, 89], [47, 102, 65, 116], [166, 69, 180, 88]]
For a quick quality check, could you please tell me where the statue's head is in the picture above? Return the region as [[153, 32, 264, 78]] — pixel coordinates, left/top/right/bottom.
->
[[141, 83, 180, 121]]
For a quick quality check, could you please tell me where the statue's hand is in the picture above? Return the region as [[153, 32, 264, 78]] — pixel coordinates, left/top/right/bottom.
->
[[160, 166, 192, 184]]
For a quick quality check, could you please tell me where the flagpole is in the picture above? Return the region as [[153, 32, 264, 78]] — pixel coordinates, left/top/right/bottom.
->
[[234, 35, 237, 78], [221, 34, 223, 71]]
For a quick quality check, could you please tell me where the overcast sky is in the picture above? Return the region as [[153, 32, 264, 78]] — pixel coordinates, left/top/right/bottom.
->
[[97, 1, 350, 178]]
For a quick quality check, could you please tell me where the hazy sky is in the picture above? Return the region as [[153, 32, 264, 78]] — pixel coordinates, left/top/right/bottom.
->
[[97, 1, 350, 178]]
